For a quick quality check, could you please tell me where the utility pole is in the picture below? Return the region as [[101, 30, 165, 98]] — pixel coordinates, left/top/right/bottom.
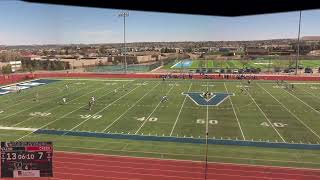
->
[[119, 12, 129, 73], [295, 11, 302, 75]]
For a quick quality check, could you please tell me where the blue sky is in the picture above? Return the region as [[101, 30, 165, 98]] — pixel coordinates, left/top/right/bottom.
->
[[0, 1, 320, 45]]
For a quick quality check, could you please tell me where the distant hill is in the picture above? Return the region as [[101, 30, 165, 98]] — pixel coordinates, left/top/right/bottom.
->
[[302, 36, 320, 41]]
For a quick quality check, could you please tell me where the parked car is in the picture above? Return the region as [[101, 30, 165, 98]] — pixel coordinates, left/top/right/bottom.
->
[[214, 69, 220, 73], [283, 68, 295, 73], [232, 69, 239, 74], [305, 67, 313, 73]]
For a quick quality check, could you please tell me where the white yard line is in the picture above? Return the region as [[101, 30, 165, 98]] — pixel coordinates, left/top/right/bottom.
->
[[0, 83, 88, 123], [12, 84, 106, 127], [169, 83, 192, 136], [242, 83, 286, 143], [206, 82, 209, 136], [134, 84, 175, 134], [66, 84, 141, 132], [299, 87, 320, 101], [224, 83, 245, 140], [14, 81, 132, 142], [102, 82, 161, 132], [0, 126, 37, 131], [49, 78, 134, 82], [284, 88, 320, 115], [257, 83, 320, 141]]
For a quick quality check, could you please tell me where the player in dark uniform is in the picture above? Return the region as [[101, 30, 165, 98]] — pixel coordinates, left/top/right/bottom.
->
[[88, 101, 92, 111]]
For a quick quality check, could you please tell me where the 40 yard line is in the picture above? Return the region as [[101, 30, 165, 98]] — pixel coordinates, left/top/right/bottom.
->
[[258, 83, 320, 141], [134, 83, 175, 134], [284, 88, 320, 115], [242, 83, 286, 143], [169, 83, 192, 136], [102, 82, 161, 132], [224, 83, 245, 140]]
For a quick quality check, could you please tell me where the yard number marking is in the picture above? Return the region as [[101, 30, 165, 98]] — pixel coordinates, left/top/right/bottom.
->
[[261, 122, 287, 128], [80, 115, 102, 119], [29, 112, 51, 117], [169, 84, 179, 86], [196, 119, 218, 125], [105, 83, 117, 85], [134, 83, 148, 86], [136, 117, 158, 122]]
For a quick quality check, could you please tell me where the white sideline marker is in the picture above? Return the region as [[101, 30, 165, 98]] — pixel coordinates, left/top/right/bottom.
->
[[0, 126, 38, 132]]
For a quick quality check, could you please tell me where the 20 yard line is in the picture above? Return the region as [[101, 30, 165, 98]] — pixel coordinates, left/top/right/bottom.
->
[[258, 83, 320, 140], [0, 82, 90, 123], [224, 83, 245, 140], [169, 83, 192, 136], [12, 84, 106, 127], [14, 81, 133, 142], [134, 84, 175, 134], [102, 82, 161, 132], [242, 83, 286, 143]]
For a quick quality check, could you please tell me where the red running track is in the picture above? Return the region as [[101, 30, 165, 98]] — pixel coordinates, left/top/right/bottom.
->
[[1, 151, 320, 180]]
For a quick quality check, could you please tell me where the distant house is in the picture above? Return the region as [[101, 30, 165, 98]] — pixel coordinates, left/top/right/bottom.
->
[[245, 46, 269, 55]]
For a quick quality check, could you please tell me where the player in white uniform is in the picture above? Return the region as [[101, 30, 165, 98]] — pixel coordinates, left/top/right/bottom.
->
[[62, 97, 67, 104], [65, 84, 69, 91], [91, 96, 95, 104], [161, 95, 168, 102]]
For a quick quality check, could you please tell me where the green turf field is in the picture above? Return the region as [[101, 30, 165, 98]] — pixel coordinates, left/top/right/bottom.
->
[[1, 78, 320, 168], [169, 59, 320, 70]]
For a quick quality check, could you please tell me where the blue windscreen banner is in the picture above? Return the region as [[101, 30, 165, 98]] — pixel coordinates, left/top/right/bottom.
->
[[0, 79, 59, 96]]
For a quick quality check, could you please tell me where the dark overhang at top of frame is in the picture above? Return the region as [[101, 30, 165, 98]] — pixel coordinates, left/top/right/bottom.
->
[[23, 0, 320, 16]]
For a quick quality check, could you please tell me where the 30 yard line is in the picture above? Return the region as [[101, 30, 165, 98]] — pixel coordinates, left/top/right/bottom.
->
[[258, 83, 320, 141], [14, 81, 133, 142], [169, 83, 192, 136], [242, 83, 286, 143], [65, 83, 141, 133], [284, 88, 320, 115], [224, 83, 245, 140], [102, 82, 161, 132], [134, 84, 175, 134]]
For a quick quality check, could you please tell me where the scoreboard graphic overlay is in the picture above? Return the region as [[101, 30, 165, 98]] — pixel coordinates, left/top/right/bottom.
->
[[1, 142, 53, 178]]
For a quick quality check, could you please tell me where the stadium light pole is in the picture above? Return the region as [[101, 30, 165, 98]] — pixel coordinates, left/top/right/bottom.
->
[[295, 11, 302, 75], [119, 12, 129, 73]]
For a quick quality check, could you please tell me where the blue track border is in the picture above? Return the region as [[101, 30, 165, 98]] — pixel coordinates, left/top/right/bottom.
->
[[34, 129, 320, 150]]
